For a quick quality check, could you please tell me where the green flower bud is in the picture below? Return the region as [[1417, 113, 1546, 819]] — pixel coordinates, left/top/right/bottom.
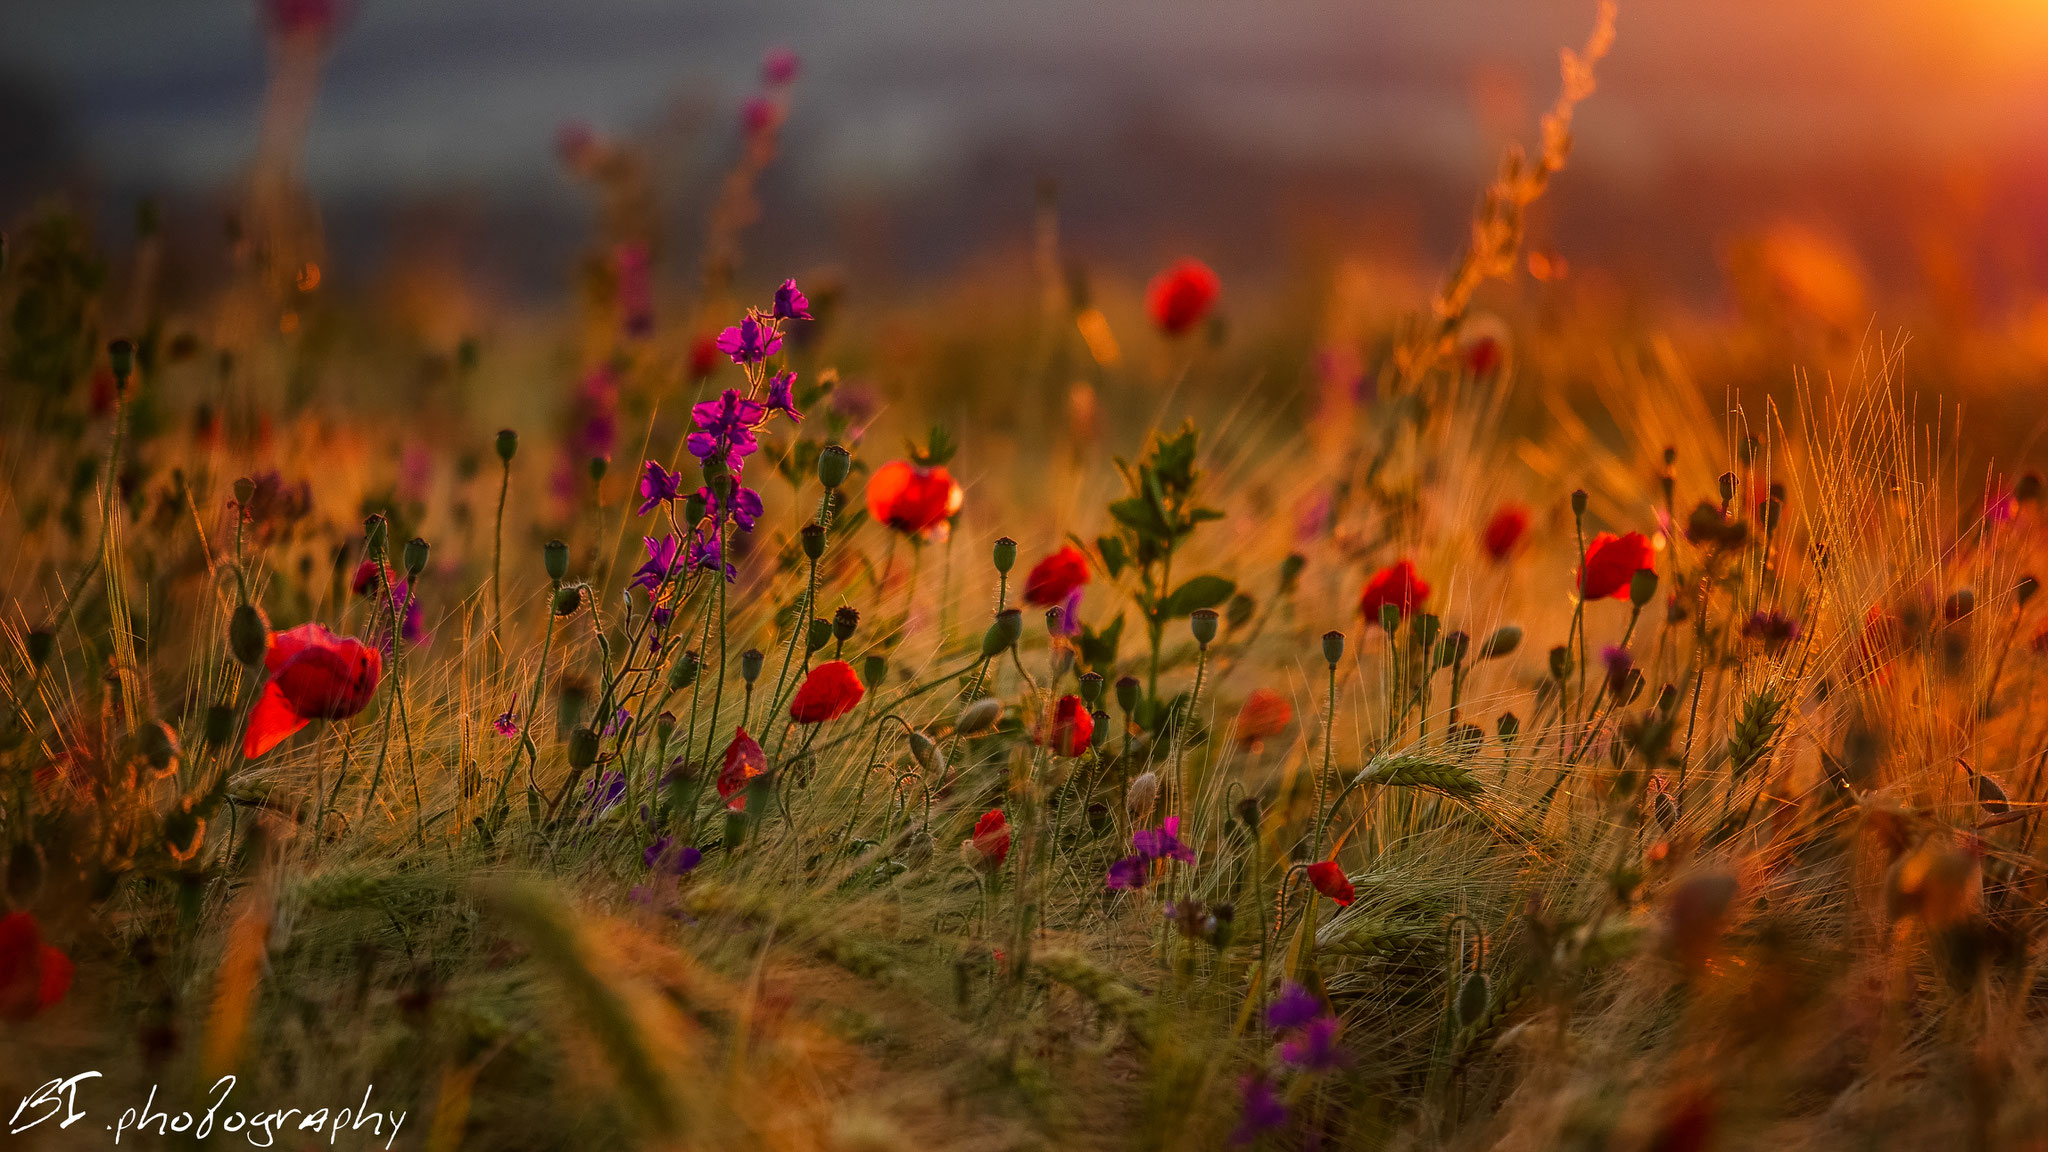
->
[[204, 704, 235, 749], [909, 730, 945, 775], [1571, 489, 1588, 516], [1190, 608, 1218, 647], [24, 628, 53, 668], [1410, 613, 1440, 651], [801, 521, 826, 560], [981, 608, 1023, 657], [1114, 674, 1140, 715], [832, 606, 859, 643], [862, 654, 887, 690], [402, 536, 430, 578], [1322, 629, 1345, 665], [229, 603, 271, 667], [667, 650, 700, 691], [552, 585, 583, 616], [1225, 593, 1255, 630], [741, 649, 764, 684], [1496, 712, 1520, 743], [957, 696, 1002, 734], [1548, 645, 1572, 681], [495, 428, 519, 463], [233, 477, 257, 507], [1378, 603, 1401, 633], [108, 338, 134, 384], [1279, 552, 1306, 593], [1629, 568, 1659, 608], [140, 719, 180, 775], [543, 539, 570, 581], [1439, 630, 1470, 668], [1457, 971, 1490, 1027], [817, 444, 852, 489], [588, 455, 609, 484], [568, 727, 600, 769], [363, 514, 389, 559], [1078, 671, 1104, 706], [1479, 625, 1522, 660], [992, 537, 1018, 575], [806, 618, 831, 654]]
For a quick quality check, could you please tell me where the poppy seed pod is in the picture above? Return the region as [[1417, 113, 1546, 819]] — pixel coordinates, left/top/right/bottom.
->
[[1044, 606, 1065, 635], [1078, 671, 1104, 706], [588, 455, 609, 484], [1718, 472, 1738, 503], [1322, 630, 1345, 665], [24, 628, 53, 668], [229, 602, 271, 667], [684, 491, 707, 524], [402, 536, 430, 578], [957, 696, 1002, 734], [1280, 552, 1306, 592], [801, 522, 826, 560], [1115, 675, 1140, 715], [1629, 568, 1659, 608], [1410, 613, 1440, 652], [741, 649, 764, 684], [363, 514, 389, 559], [1440, 630, 1470, 668], [204, 704, 235, 749], [667, 650, 700, 691], [1496, 712, 1520, 742], [1090, 709, 1110, 746], [983, 608, 1024, 657], [108, 338, 134, 384], [495, 428, 519, 462], [1479, 626, 1521, 660], [992, 537, 1017, 575], [1571, 489, 1588, 516], [2020, 575, 2040, 605], [1190, 608, 1219, 647], [909, 730, 945, 776], [552, 585, 583, 616], [816, 443, 851, 489], [233, 477, 257, 507], [140, 720, 180, 775], [806, 618, 832, 654], [543, 539, 569, 581], [568, 727, 600, 769], [832, 605, 860, 643], [862, 655, 887, 691], [1548, 646, 1572, 681], [1378, 603, 1402, 633]]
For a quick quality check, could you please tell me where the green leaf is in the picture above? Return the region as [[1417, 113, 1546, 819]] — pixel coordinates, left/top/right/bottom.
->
[[1109, 496, 1171, 544], [1095, 535, 1128, 578], [1163, 575, 1235, 618], [1079, 614, 1124, 672]]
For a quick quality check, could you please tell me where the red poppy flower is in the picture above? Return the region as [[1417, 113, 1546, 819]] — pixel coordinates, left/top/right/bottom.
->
[[243, 624, 383, 758], [1023, 545, 1091, 607], [789, 660, 865, 723], [1359, 560, 1429, 625], [1234, 689, 1293, 747], [1306, 860, 1354, 907], [866, 460, 964, 538], [1580, 531, 1653, 601], [688, 334, 721, 380], [1146, 259, 1220, 336], [350, 560, 389, 596], [0, 912, 73, 1022], [1482, 505, 1529, 562], [1042, 694, 1095, 757], [717, 728, 766, 810], [970, 809, 1011, 869]]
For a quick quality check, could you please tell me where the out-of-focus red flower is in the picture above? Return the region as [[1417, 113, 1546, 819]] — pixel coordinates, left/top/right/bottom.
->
[[689, 335, 722, 380], [1234, 689, 1293, 747], [789, 660, 865, 723], [1580, 531, 1653, 601], [244, 624, 383, 758], [970, 809, 1010, 869], [866, 461, 962, 538], [350, 560, 389, 596], [1482, 505, 1529, 562], [1146, 259, 1220, 336], [717, 728, 766, 810], [1306, 860, 1354, 906], [1360, 560, 1429, 625], [1042, 695, 1094, 756], [0, 912, 73, 1022], [1023, 545, 1091, 606]]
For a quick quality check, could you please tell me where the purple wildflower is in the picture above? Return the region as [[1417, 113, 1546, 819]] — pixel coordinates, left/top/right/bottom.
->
[[1601, 644, 1633, 696], [772, 279, 811, 322], [1741, 609, 1801, 653], [492, 710, 520, 738], [1230, 1075, 1287, 1146], [1131, 816, 1196, 864], [643, 837, 703, 875], [715, 316, 782, 365], [686, 390, 765, 473], [1266, 982, 1323, 1031], [1106, 855, 1149, 890], [1278, 1014, 1346, 1071], [582, 771, 627, 822], [765, 370, 802, 422], [699, 483, 764, 532], [638, 460, 686, 516], [630, 534, 682, 594], [687, 526, 737, 582], [1056, 588, 1083, 637], [602, 707, 632, 737]]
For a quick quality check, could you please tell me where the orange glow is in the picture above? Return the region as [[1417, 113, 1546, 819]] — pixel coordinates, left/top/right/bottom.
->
[[296, 262, 321, 292]]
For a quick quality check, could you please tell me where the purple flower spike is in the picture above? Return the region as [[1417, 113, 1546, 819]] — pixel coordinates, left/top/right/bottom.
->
[[1131, 815, 1196, 864], [1278, 1014, 1346, 1072], [1105, 855, 1149, 890], [638, 460, 685, 516], [1230, 1076, 1288, 1146], [631, 534, 683, 593], [772, 279, 812, 322], [715, 316, 782, 365], [698, 483, 764, 533], [1266, 982, 1323, 1031], [687, 526, 737, 582], [765, 370, 802, 423]]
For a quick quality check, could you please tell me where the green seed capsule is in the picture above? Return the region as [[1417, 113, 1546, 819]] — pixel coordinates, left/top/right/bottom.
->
[[552, 585, 583, 616], [667, 650, 700, 691], [1279, 552, 1306, 592], [817, 443, 851, 489], [832, 606, 859, 642], [1496, 712, 1521, 742], [992, 537, 1018, 575], [801, 522, 826, 560], [1629, 568, 1659, 608], [741, 649, 764, 684], [495, 428, 519, 462], [108, 338, 134, 383], [1322, 629, 1345, 665], [862, 654, 887, 690], [568, 727, 600, 768], [1479, 626, 1522, 660], [1190, 608, 1218, 647], [588, 456, 609, 483], [1090, 710, 1110, 748], [403, 536, 430, 577], [1115, 675, 1140, 715], [363, 514, 389, 559], [1078, 671, 1104, 706], [229, 603, 271, 667], [543, 539, 569, 581], [806, 618, 831, 654]]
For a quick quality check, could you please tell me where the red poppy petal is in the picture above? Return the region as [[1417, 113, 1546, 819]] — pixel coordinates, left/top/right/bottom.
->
[[35, 944, 72, 1011], [243, 681, 311, 759]]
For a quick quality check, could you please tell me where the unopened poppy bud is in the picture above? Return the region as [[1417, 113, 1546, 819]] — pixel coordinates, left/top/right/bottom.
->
[[862, 654, 887, 690], [801, 522, 826, 560], [363, 514, 388, 558], [1090, 710, 1110, 747], [656, 711, 676, 739], [957, 696, 1002, 734], [1078, 671, 1104, 706], [1441, 630, 1470, 667], [667, 650, 700, 690], [1235, 795, 1261, 832], [982, 608, 1023, 656], [403, 536, 430, 577], [1457, 971, 1490, 1026], [684, 491, 707, 523], [1663, 446, 1677, 467], [1655, 682, 1680, 714], [806, 618, 831, 654], [1045, 606, 1064, 635], [1571, 489, 1588, 516], [832, 605, 859, 642], [204, 704, 235, 748], [1190, 608, 1218, 647], [495, 428, 519, 462], [1548, 645, 1572, 681], [992, 536, 1018, 575], [108, 338, 134, 384], [25, 628, 53, 667], [1629, 568, 1659, 607], [2018, 473, 2044, 504], [1496, 712, 1520, 742], [552, 585, 583, 616], [229, 602, 270, 667], [2020, 575, 2040, 604], [1718, 471, 1738, 502], [588, 456, 609, 483], [1127, 771, 1160, 818], [1410, 613, 1440, 651], [543, 539, 569, 581], [1322, 629, 1345, 665], [709, 472, 734, 499], [1479, 625, 1521, 660], [817, 443, 851, 489], [568, 727, 600, 768], [1115, 675, 1140, 715], [741, 649, 764, 684], [909, 730, 945, 776], [1280, 552, 1306, 592], [233, 477, 257, 507], [1378, 603, 1401, 633]]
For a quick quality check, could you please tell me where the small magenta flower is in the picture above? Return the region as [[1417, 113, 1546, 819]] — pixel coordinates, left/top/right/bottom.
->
[[1105, 816, 1196, 889], [687, 390, 766, 472], [1278, 1015, 1346, 1071], [715, 316, 782, 365], [687, 526, 737, 582], [699, 482, 764, 532], [765, 370, 802, 422], [1266, 982, 1323, 1030], [773, 279, 811, 321], [1230, 1075, 1287, 1146], [492, 710, 520, 738], [643, 836, 703, 875], [637, 460, 685, 515], [631, 534, 683, 593]]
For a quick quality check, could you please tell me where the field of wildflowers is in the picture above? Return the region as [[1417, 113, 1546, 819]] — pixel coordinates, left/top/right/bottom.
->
[[9, 2, 2048, 1149]]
